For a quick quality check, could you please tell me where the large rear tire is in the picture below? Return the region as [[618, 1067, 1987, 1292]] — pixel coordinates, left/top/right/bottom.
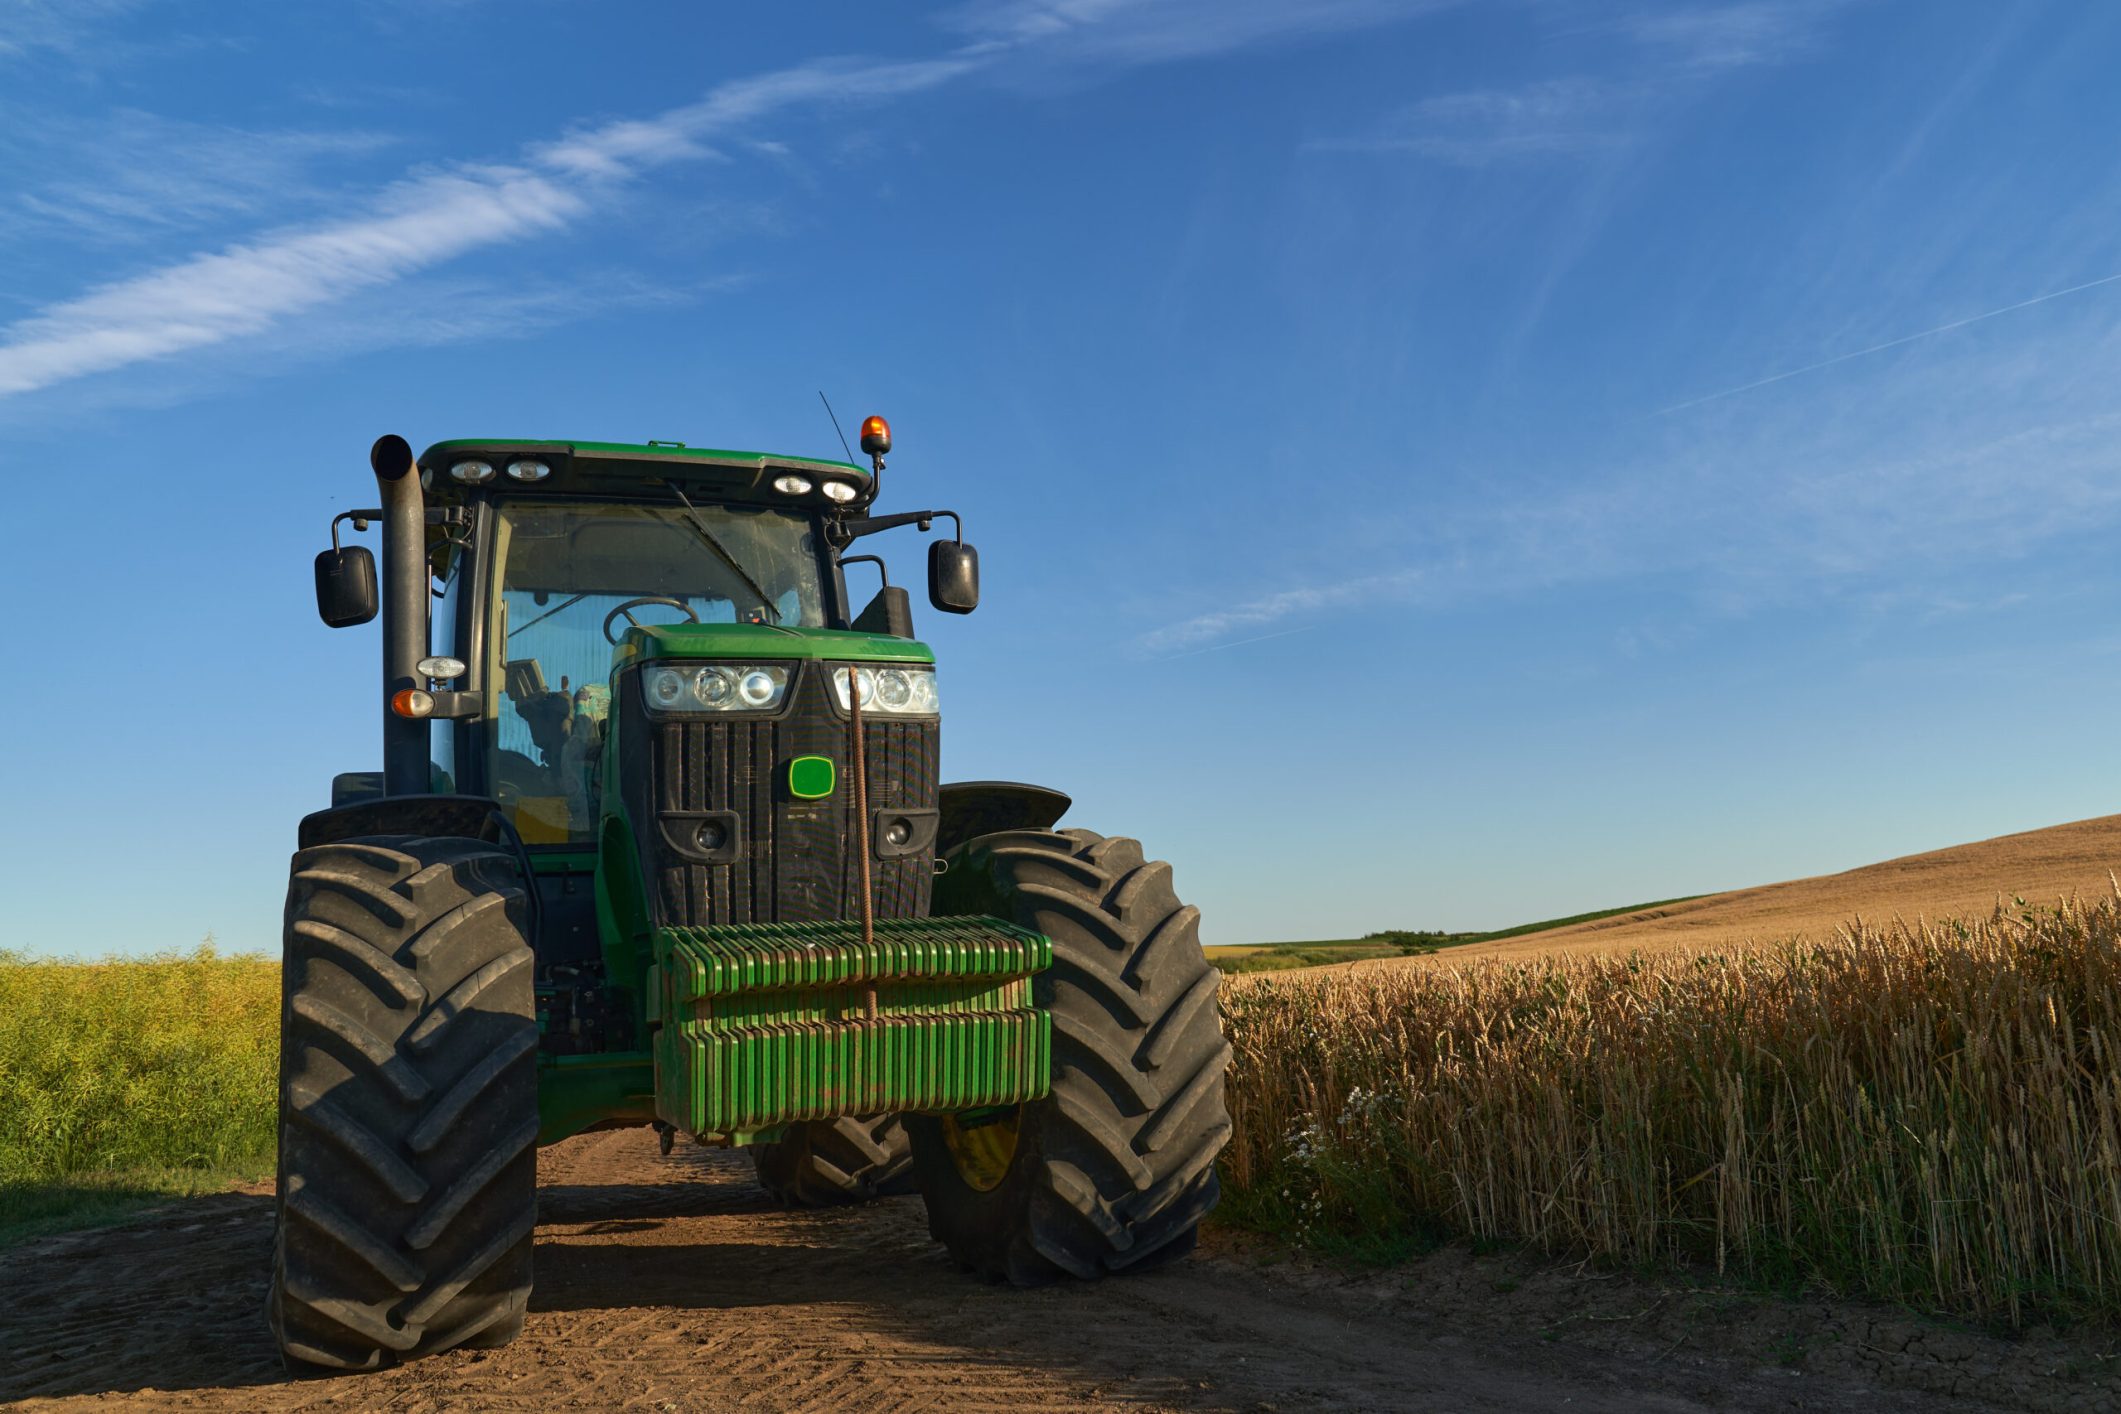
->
[[907, 828, 1231, 1284], [268, 835, 539, 1372], [750, 1115, 917, 1206]]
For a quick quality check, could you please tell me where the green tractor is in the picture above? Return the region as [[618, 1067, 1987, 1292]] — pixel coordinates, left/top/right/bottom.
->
[[272, 424, 1231, 1370]]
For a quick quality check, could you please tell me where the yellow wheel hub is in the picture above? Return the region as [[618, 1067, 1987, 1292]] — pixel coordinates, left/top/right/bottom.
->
[[940, 1107, 1022, 1192]]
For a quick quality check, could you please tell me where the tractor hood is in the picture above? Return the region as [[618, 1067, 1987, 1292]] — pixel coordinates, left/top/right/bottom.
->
[[616, 623, 935, 666]]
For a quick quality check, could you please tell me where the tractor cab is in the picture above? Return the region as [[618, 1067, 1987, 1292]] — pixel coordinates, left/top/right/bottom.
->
[[316, 435, 972, 843], [419, 450, 850, 847]]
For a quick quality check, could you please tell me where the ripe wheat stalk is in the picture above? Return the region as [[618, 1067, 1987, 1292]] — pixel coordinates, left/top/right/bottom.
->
[[1220, 893, 2121, 1324]]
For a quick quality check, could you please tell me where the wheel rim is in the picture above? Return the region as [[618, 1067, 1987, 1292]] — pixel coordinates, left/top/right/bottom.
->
[[940, 1106, 1022, 1192]]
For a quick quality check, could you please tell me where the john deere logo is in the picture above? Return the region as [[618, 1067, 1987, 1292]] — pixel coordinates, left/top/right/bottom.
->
[[787, 755, 835, 799]]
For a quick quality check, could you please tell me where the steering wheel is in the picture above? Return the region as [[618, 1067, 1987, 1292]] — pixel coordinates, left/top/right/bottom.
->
[[602, 596, 700, 644]]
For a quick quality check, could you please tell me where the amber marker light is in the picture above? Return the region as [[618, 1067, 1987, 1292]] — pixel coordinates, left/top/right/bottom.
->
[[391, 688, 435, 719], [858, 415, 891, 458]]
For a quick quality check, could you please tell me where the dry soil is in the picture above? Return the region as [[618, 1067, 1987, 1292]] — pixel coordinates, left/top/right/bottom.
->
[[5, 1129, 2118, 1412]]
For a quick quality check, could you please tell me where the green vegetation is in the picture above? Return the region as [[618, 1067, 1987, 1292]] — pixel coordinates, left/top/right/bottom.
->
[[1220, 897, 2121, 1325], [1207, 897, 1701, 974], [0, 946, 279, 1244]]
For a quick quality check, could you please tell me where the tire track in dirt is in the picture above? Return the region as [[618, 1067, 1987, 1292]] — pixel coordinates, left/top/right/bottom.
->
[[0, 1130, 2091, 1412]]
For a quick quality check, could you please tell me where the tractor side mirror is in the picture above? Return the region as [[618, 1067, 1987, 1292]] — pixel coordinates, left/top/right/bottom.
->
[[315, 545, 379, 628], [929, 539, 979, 615]]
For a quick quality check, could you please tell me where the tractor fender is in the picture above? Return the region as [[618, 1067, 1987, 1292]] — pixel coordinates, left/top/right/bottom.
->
[[935, 781, 1071, 858], [298, 793, 519, 852]]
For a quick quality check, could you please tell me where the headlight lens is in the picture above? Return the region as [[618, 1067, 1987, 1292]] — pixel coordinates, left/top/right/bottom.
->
[[831, 663, 937, 716], [737, 668, 781, 707], [642, 664, 789, 714], [772, 473, 814, 495], [692, 667, 735, 708], [820, 480, 859, 504], [646, 667, 689, 710]]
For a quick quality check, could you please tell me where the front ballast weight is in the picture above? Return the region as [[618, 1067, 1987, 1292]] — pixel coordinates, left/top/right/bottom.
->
[[649, 915, 1053, 1139]]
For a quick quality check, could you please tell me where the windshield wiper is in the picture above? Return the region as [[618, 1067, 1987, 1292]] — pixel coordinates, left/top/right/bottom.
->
[[663, 482, 783, 626], [508, 591, 590, 640]]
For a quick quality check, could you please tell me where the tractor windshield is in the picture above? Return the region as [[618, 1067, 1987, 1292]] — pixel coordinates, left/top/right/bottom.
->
[[485, 499, 827, 844]]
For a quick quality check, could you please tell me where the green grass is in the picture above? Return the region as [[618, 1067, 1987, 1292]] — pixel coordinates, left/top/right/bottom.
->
[[1206, 896, 1702, 974], [0, 946, 280, 1245]]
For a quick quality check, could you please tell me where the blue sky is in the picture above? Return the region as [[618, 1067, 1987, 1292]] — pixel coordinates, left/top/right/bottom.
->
[[4, 0, 2121, 955]]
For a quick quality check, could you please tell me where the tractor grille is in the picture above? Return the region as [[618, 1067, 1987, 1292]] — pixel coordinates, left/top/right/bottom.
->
[[621, 661, 939, 928]]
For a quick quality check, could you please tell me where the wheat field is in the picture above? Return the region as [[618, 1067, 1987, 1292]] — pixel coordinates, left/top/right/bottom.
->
[[9, 900, 2121, 1326], [1222, 894, 2121, 1325]]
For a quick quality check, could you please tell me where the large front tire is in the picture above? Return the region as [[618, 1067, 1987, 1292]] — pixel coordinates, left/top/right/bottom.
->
[[908, 828, 1231, 1284], [269, 835, 539, 1372]]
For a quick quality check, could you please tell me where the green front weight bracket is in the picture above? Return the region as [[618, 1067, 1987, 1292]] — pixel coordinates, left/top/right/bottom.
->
[[651, 915, 1052, 1137]]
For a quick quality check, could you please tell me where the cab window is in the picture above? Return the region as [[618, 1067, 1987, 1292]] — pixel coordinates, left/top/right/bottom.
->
[[484, 499, 826, 844]]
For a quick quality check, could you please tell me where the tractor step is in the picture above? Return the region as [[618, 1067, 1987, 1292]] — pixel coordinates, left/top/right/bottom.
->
[[651, 916, 1052, 1137]]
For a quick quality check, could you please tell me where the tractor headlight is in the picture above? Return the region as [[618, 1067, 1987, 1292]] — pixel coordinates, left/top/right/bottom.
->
[[646, 668, 689, 711], [642, 664, 789, 714], [737, 668, 781, 707], [831, 664, 938, 716]]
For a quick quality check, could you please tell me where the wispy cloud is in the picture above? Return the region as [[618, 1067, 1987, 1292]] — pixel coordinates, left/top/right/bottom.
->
[[1138, 569, 1422, 653], [0, 0, 144, 61], [0, 166, 582, 397], [1653, 269, 2121, 414], [0, 51, 970, 400], [0, 109, 400, 248], [1610, 1, 1839, 72], [1307, 79, 1623, 164], [1311, 0, 1848, 165], [0, 1, 1449, 402], [1132, 270, 2121, 655], [0, 269, 742, 427], [942, 0, 1454, 68]]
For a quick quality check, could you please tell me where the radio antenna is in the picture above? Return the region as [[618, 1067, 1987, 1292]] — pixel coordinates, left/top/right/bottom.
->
[[818, 389, 879, 504], [818, 391, 857, 466]]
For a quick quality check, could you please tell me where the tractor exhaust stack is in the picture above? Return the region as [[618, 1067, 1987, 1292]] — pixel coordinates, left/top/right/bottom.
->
[[370, 434, 429, 797]]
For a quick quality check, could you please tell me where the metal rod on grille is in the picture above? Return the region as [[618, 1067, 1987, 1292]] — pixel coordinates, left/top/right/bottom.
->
[[848, 666, 879, 1023]]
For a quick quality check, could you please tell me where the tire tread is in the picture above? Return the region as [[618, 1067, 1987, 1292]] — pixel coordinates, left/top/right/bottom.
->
[[271, 834, 538, 1372]]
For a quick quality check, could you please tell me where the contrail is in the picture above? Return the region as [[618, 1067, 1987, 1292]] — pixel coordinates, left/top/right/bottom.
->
[[1153, 626, 1313, 661], [1655, 269, 2121, 415]]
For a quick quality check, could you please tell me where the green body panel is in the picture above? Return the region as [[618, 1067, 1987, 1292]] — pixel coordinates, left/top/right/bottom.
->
[[652, 916, 1052, 1136], [593, 810, 654, 1014], [536, 1051, 657, 1145], [616, 622, 935, 666]]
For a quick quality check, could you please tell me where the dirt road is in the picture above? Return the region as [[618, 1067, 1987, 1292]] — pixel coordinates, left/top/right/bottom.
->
[[5, 1130, 2108, 1412]]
